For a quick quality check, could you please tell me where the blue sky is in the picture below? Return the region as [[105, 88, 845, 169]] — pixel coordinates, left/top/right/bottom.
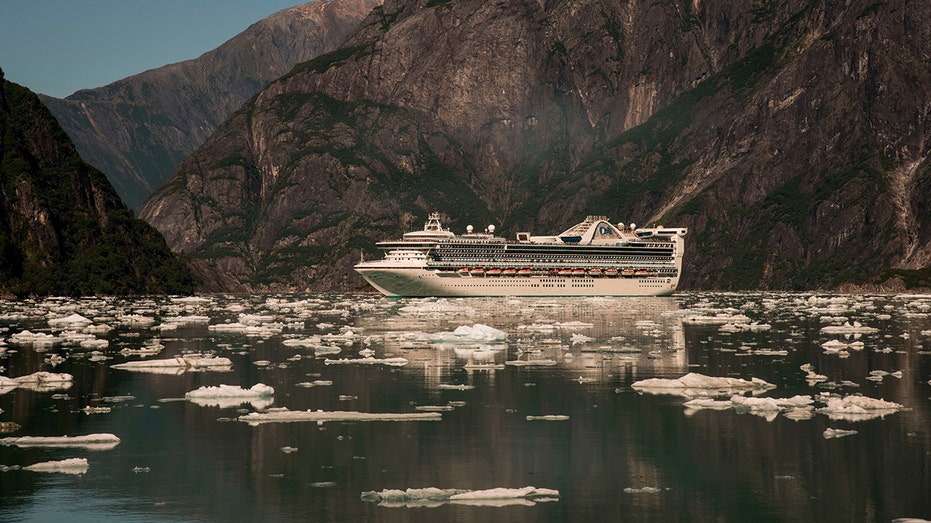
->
[[0, 0, 306, 98]]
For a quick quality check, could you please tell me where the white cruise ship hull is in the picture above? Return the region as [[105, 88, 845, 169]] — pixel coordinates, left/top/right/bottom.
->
[[355, 267, 679, 297]]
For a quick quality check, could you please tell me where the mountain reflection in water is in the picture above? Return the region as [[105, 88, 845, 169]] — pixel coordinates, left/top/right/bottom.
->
[[1, 293, 930, 522]]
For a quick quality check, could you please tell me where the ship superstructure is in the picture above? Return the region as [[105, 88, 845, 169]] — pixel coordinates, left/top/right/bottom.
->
[[354, 213, 687, 297]]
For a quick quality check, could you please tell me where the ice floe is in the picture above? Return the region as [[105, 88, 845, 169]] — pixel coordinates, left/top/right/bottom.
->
[[111, 355, 233, 372], [820, 321, 878, 334], [0, 433, 120, 450], [526, 415, 570, 421], [185, 384, 274, 409], [360, 486, 559, 507], [815, 394, 906, 421], [238, 408, 442, 426], [430, 324, 507, 343], [324, 357, 408, 367], [21, 458, 89, 475], [631, 373, 776, 397], [823, 428, 858, 439]]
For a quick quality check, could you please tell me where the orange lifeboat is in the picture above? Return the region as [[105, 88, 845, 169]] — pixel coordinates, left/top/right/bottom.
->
[[487, 268, 502, 276], [557, 269, 572, 277], [621, 268, 635, 277], [604, 268, 619, 277], [572, 269, 586, 277], [587, 268, 602, 277], [470, 267, 485, 276], [518, 268, 533, 277], [457, 267, 470, 276], [503, 268, 517, 276]]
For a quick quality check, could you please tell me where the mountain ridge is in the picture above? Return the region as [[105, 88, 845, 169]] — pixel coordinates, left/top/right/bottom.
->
[[140, 0, 931, 292], [40, 0, 383, 210]]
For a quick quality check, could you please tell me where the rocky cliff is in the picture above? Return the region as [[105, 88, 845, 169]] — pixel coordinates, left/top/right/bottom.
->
[[0, 71, 194, 297], [141, 0, 931, 292], [40, 0, 383, 210]]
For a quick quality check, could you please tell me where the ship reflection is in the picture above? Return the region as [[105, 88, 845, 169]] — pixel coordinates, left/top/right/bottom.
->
[[353, 296, 688, 387]]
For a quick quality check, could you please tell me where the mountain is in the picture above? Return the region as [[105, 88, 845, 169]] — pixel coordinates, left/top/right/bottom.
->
[[40, 0, 383, 210], [140, 0, 931, 292], [0, 70, 195, 297]]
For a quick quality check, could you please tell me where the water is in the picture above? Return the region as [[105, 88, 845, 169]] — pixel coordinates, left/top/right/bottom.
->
[[1, 293, 930, 522]]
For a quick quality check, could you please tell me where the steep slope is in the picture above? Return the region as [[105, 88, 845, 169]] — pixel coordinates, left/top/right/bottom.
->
[[40, 0, 382, 209], [0, 70, 195, 297], [141, 0, 931, 292]]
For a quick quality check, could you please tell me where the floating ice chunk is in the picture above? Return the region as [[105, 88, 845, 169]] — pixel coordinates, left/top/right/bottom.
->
[[525, 415, 570, 421], [720, 322, 771, 333], [48, 314, 92, 328], [432, 324, 507, 343], [361, 486, 558, 507], [631, 373, 775, 397], [119, 314, 156, 327], [823, 428, 858, 439], [14, 372, 73, 384], [556, 321, 594, 329], [570, 333, 593, 344], [82, 406, 111, 415], [416, 405, 455, 412], [23, 458, 88, 475], [623, 487, 664, 494], [820, 321, 878, 334], [682, 314, 751, 324], [437, 384, 475, 391], [505, 359, 557, 367], [79, 339, 109, 350], [280, 446, 298, 454], [163, 315, 211, 326], [295, 380, 333, 388], [324, 357, 408, 367], [9, 330, 60, 346], [1, 433, 120, 450], [816, 395, 906, 421], [185, 383, 274, 400], [111, 355, 233, 372], [238, 408, 441, 426]]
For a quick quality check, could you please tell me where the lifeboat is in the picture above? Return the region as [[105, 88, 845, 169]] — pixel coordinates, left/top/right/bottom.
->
[[557, 269, 573, 277], [518, 268, 533, 276], [587, 268, 602, 277], [457, 268, 470, 276], [634, 269, 649, 276], [503, 268, 517, 276], [604, 268, 619, 277], [470, 267, 485, 276], [487, 268, 502, 276], [621, 268, 635, 277], [572, 269, 586, 277]]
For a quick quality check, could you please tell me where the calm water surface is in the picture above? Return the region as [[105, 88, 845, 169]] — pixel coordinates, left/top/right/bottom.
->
[[1, 293, 930, 522]]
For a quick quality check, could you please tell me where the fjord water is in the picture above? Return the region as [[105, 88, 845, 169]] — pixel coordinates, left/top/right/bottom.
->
[[1, 293, 930, 522]]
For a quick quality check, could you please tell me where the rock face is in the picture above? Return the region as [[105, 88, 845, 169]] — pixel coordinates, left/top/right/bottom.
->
[[141, 0, 931, 292], [40, 0, 383, 210], [0, 71, 195, 296]]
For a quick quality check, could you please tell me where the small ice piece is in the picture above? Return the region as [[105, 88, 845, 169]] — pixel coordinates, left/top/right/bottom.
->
[[238, 408, 442, 425], [416, 405, 455, 412], [437, 384, 474, 390], [570, 333, 593, 344], [185, 383, 274, 399], [1, 433, 120, 451], [47, 313, 93, 328], [9, 330, 60, 346], [631, 373, 775, 397], [823, 428, 858, 439], [82, 406, 112, 415], [360, 486, 558, 507], [525, 415, 570, 421], [623, 486, 664, 494], [23, 458, 89, 475], [280, 446, 299, 454], [324, 357, 408, 367], [505, 359, 558, 367], [295, 380, 333, 388], [820, 321, 878, 334], [14, 372, 73, 384], [816, 395, 906, 421], [432, 324, 508, 343]]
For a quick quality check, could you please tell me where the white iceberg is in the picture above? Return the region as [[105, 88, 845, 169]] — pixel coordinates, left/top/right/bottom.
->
[[823, 428, 858, 439], [820, 321, 878, 334], [9, 330, 60, 346], [816, 395, 906, 421], [324, 357, 408, 367], [111, 355, 233, 372], [632, 373, 775, 397], [360, 486, 559, 507], [47, 313, 93, 327], [185, 383, 274, 408], [1, 433, 120, 451], [238, 408, 441, 426], [432, 324, 507, 343], [526, 415, 570, 421], [23, 458, 89, 475]]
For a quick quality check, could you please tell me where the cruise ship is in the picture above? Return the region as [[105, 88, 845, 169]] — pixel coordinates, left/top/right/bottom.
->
[[354, 213, 687, 297]]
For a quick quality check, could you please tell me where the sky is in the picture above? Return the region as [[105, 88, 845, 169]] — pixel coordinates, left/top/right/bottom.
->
[[0, 0, 307, 98]]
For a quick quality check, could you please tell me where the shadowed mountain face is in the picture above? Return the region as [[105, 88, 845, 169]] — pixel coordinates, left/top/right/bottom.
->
[[0, 71, 195, 297], [141, 0, 931, 292], [40, 0, 383, 210]]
